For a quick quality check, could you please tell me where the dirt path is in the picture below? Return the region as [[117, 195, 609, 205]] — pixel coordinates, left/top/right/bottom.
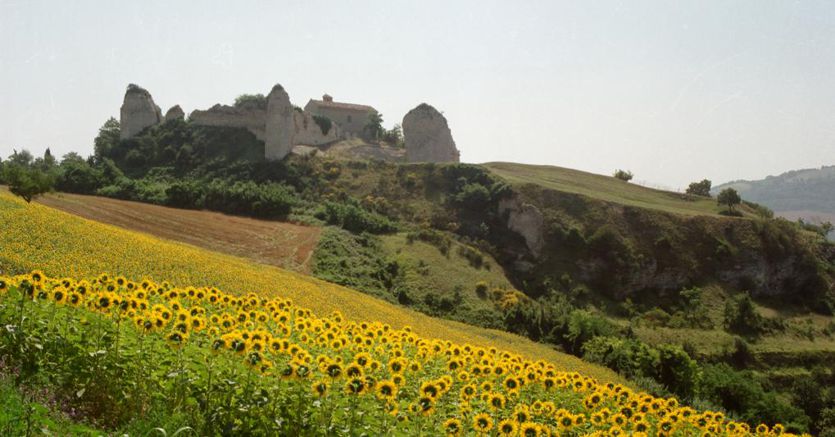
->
[[37, 192, 321, 273]]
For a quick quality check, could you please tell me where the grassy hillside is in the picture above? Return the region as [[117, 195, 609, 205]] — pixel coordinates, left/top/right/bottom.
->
[[0, 189, 623, 385], [484, 162, 744, 217]]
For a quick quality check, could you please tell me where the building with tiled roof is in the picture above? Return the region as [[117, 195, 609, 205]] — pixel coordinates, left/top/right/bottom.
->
[[304, 94, 377, 138]]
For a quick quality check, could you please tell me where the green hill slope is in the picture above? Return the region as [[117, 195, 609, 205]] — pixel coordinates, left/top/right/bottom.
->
[[484, 161, 736, 217]]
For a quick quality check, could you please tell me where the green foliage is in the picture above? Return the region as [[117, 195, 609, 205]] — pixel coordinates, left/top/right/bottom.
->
[[93, 117, 121, 162], [582, 338, 698, 399], [234, 93, 267, 109], [582, 336, 660, 381], [718, 188, 742, 212], [453, 183, 491, 209], [55, 152, 103, 194], [311, 228, 400, 301], [700, 364, 810, 432], [724, 293, 765, 338], [656, 344, 699, 400], [382, 123, 404, 147], [405, 228, 452, 256], [363, 112, 384, 140], [204, 179, 297, 219], [565, 309, 616, 355], [686, 179, 712, 197], [316, 201, 396, 234], [1, 151, 55, 203], [312, 115, 332, 135], [613, 169, 633, 182]]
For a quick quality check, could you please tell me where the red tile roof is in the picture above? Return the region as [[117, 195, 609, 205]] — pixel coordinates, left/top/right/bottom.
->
[[307, 99, 376, 112]]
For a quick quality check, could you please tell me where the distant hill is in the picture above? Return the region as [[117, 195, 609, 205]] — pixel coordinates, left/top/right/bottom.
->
[[715, 165, 835, 213]]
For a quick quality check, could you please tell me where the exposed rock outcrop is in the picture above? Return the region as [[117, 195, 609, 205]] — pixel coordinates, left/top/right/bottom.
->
[[120, 84, 162, 139], [164, 105, 185, 122], [499, 196, 545, 257], [403, 103, 460, 163], [264, 85, 294, 160]]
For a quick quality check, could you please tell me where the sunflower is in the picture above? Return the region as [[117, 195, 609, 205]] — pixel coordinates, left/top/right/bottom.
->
[[344, 377, 366, 395], [497, 419, 518, 436], [416, 396, 434, 416], [443, 418, 462, 436], [519, 422, 540, 437], [420, 381, 439, 399], [755, 424, 769, 435], [376, 380, 397, 401], [51, 288, 66, 303], [311, 380, 329, 397], [558, 414, 574, 430], [166, 331, 187, 349], [488, 393, 506, 410], [472, 413, 493, 433], [634, 420, 650, 433], [345, 363, 364, 378]]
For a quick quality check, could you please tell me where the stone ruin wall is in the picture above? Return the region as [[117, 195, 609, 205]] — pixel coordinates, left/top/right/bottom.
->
[[189, 104, 267, 141], [293, 110, 342, 146], [119, 84, 461, 163]]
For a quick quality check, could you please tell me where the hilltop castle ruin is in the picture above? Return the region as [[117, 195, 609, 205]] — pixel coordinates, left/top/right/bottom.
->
[[118, 83, 460, 163]]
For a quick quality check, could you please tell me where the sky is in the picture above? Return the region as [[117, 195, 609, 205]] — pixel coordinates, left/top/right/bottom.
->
[[2, 0, 835, 189]]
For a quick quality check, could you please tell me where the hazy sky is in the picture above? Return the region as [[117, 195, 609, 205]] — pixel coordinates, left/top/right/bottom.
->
[[2, 0, 835, 189]]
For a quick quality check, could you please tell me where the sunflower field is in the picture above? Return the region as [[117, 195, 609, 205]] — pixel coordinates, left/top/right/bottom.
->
[[0, 271, 798, 436]]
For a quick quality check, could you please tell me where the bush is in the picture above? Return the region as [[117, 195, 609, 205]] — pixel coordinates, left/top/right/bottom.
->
[[656, 344, 699, 399], [475, 281, 489, 299], [204, 179, 296, 219], [316, 201, 397, 234], [613, 169, 633, 182], [234, 93, 267, 109], [724, 293, 765, 338], [700, 364, 810, 432], [56, 154, 103, 194], [686, 179, 712, 197], [165, 180, 205, 209], [564, 309, 616, 354], [312, 115, 332, 135]]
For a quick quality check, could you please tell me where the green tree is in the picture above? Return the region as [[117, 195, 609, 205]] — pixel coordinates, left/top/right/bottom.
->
[[724, 292, 764, 338], [2, 150, 55, 202], [93, 117, 121, 162], [718, 187, 742, 212], [364, 112, 384, 140], [613, 169, 633, 182], [234, 93, 267, 109], [686, 179, 712, 197]]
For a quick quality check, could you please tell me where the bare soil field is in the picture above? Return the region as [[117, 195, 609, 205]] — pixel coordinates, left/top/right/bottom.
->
[[36, 192, 321, 273]]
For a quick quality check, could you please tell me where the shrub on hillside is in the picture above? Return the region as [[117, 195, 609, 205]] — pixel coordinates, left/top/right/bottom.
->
[[686, 179, 712, 197], [564, 309, 616, 355], [204, 179, 296, 219], [700, 364, 810, 432], [613, 169, 633, 182], [316, 201, 397, 234], [724, 292, 765, 338]]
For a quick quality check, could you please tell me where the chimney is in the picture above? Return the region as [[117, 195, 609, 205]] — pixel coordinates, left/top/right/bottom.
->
[[323, 94, 333, 102]]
